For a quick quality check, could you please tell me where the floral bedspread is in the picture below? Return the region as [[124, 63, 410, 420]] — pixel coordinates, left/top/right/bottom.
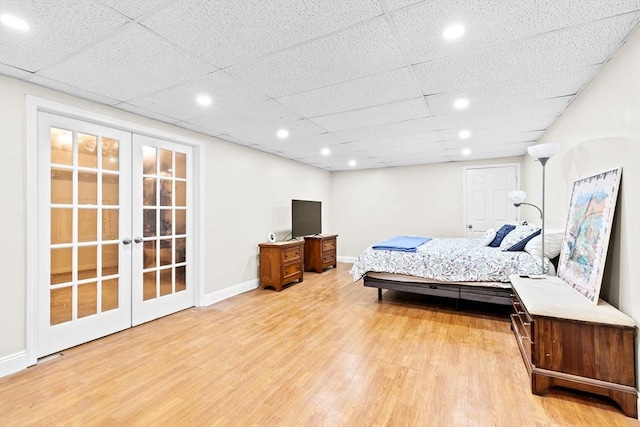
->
[[350, 238, 546, 282]]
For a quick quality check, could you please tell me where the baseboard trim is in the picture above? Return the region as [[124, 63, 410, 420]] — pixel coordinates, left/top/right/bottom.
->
[[201, 279, 259, 307], [0, 351, 28, 378], [338, 256, 356, 264]]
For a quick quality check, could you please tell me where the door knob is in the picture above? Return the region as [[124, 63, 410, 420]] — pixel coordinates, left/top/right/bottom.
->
[[134, 237, 143, 244], [122, 237, 132, 245], [467, 224, 473, 229]]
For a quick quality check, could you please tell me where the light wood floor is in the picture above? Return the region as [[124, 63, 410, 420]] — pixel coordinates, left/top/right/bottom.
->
[[1, 263, 637, 426]]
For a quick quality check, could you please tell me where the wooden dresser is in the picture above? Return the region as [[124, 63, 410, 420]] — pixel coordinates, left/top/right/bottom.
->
[[510, 275, 637, 418], [303, 234, 338, 273], [258, 240, 304, 292]]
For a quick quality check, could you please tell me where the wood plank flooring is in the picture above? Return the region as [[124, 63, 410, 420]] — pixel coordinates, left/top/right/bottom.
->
[[1, 263, 637, 426]]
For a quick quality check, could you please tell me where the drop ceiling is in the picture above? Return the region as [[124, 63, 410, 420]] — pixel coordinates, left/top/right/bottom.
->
[[1, 0, 638, 171]]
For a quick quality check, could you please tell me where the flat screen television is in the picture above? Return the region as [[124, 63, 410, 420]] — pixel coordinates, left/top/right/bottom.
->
[[292, 199, 321, 238]]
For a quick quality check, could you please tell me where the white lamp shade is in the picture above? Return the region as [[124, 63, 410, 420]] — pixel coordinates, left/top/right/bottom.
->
[[527, 143, 560, 159], [508, 190, 527, 204]]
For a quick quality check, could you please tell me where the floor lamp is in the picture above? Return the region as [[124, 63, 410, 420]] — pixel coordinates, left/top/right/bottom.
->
[[509, 143, 561, 274]]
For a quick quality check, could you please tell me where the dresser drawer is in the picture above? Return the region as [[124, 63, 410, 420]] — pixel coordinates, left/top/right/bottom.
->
[[282, 246, 301, 262], [322, 239, 336, 251], [511, 291, 533, 364], [511, 313, 532, 361], [322, 251, 335, 264], [283, 261, 302, 279]]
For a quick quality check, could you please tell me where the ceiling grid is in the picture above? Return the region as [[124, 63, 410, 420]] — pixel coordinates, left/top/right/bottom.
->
[[1, 0, 638, 170]]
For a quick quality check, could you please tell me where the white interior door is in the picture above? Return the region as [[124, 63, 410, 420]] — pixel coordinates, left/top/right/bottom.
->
[[37, 113, 132, 357], [131, 134, 193, 326], [465, 166, 518, 237], [37, 114, 195, 357]]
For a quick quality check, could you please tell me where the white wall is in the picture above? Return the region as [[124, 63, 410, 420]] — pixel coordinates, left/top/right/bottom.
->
[[331, 157, 523, 257], [522, 28, 640, 389], [204, 140, 331, 288], [0, 76, 331, 360]]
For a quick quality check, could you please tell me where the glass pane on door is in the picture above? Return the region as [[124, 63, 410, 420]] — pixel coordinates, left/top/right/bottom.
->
[[49, 127, 122, 325], [140, 146, 188, 301]]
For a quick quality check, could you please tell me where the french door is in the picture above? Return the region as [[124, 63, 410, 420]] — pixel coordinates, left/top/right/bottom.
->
[[37, 113, 193, 357], [131, 134, 193, 326]]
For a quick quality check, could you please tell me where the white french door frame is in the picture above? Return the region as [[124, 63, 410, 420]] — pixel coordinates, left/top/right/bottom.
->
[[461, 163, 521, 236], [25, 96, 205, 367]]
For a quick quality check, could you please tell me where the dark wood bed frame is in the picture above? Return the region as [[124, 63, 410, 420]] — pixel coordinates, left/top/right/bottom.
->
[[363, 274, 513, 309]]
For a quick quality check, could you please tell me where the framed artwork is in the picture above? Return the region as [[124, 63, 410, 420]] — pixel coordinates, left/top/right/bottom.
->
[[557, 167, 622, 303]]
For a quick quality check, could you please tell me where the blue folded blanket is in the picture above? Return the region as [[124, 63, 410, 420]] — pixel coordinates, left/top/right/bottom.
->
[[371, 236, 432, 252]]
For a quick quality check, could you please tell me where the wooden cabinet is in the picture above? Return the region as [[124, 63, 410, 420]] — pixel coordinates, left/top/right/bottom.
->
[[303, 234, 337, 273], [259, 240, 304, 292], [510, 275, 637, 418]]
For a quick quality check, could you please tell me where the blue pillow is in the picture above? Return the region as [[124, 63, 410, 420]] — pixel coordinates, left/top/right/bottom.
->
[[489, 224, 516, 247]]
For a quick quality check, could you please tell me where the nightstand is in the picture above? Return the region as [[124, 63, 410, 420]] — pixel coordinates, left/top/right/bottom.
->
[[303, 234, 337, 273], [510, 274, 637, 418], [259, 240, 304, 291]]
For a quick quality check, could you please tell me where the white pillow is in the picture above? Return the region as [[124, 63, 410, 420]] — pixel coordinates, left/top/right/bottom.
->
[[499, 225, 540, 251], [524, 229, 564, 259], [480, 229, 496, 246]]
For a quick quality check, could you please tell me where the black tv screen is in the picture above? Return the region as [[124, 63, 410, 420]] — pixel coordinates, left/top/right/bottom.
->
[[292, 199, 321, 238]]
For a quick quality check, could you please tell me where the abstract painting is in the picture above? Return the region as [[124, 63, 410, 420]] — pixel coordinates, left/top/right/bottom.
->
[[557, 168, 621, 303]]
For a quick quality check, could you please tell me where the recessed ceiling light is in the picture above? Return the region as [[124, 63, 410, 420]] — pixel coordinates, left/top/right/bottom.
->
[[321, 148, 331, 156], [0, 14, 30, 31], [443, 23, 465, 40], [277, 129, 289, 139], [196, 94, 212, 106], [348, 160, 357, 167], [461, 148, 471, 156], [458, 129, 471, 139], [453, 98, 469, 109]]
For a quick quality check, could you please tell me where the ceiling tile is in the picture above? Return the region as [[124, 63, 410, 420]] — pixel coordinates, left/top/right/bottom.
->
[[447, 146, 529, 162], [29, 75, 121, 105], [425, 65, 599, 116], [0, 63, 33, 80], [412, 13, 640, 95], [126, 71, 269, 121], [392, 0, 640, 64], [354, 132, 441, 150], [316, 156, 386, 171], [310, 98, 429, 132], [438, 121, 552, 140], [360, 140, 444, 157], [226, 119, 341, 146], [141, 0, 383, 68], [227, 17, 406, 97], [0, 0, 129, 72], [441, 132, 544, 150], [277, 67, 419, 117], [99, 0, 169, 19], [172, 121, 224, 138], [333, 117, 442, 142], [38, 24, 216, 101], [186, 100, 302, 135], [380, 0, 424, 12], [264, 140, 358, 159], [427, 97, 572, 132], [375, 152, 451, 167], [115, 103, 182, 124]]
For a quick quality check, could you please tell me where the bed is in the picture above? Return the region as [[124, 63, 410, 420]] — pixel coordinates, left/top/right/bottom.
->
[[350, 235, 551, 308]]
